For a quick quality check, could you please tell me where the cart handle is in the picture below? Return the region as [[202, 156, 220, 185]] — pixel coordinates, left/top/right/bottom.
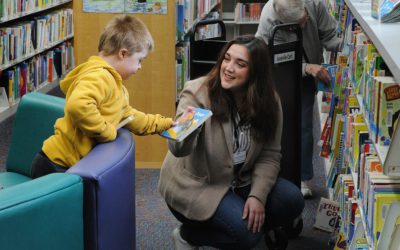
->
[[268, 23, 302, 46], [190, 19, 226, 42]]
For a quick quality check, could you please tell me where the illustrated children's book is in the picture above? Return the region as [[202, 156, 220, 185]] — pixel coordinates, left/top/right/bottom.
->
[[161, 107, 212, 142], [314, 197, 340, 232], [317, 63, 337, 93]]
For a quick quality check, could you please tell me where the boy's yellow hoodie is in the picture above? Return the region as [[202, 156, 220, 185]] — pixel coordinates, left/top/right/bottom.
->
[[42, 56, 173, 167]]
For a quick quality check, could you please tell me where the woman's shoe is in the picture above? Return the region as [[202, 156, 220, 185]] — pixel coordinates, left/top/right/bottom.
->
[[172, 227, 199, 250], [265, 227, 288, 250], [301, 181, 313, 198]]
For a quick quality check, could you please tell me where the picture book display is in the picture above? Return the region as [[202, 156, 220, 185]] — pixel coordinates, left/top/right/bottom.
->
[[161, 107, 212, 142]]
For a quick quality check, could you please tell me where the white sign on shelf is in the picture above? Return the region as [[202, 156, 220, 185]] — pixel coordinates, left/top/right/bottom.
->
[[0, 87, 9, 110]]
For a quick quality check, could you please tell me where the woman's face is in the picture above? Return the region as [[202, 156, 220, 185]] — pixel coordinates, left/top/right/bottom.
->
[[220, 44, 250, 93]]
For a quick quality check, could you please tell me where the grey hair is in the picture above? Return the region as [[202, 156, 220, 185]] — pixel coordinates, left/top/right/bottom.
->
[[273, 0, 306, 23]]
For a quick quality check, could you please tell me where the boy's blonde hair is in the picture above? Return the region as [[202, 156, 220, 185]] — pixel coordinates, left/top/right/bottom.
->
[[98, 15, 154, 56]]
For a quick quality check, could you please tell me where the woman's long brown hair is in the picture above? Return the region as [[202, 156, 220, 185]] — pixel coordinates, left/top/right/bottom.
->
[[206, 35, 279, 142]]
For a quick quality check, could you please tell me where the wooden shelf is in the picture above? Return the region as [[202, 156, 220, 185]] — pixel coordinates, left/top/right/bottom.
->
[[0, 34, 74, 71], [0, 0, 72, 24]]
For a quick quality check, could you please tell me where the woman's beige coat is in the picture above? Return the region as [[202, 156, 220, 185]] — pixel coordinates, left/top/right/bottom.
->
[[158, 77, 283, 220]]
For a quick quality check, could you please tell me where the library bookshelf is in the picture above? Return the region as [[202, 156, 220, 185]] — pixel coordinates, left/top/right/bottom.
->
[[0, 0, 74, 122], [221, 0, 267, 40], [320, 0, 400, 248]]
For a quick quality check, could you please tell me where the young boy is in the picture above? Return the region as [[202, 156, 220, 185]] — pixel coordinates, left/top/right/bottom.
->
[[31, 15, 173, 178]]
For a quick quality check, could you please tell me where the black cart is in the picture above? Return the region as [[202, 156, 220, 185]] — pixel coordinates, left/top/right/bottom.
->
[[189, 19, 227, 79], [268, 23, 304, 242], [268, 23, 303, 188]]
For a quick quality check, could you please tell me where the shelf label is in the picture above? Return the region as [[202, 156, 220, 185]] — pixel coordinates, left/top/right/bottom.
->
[[0, 87, 9, 108], [274, 51, 295, 64]]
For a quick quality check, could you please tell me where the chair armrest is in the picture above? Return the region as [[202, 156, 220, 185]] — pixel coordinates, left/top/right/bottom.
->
[[67, 129, 135, 179], [67, 128, 136, 250], [0, 173, 83, 250]]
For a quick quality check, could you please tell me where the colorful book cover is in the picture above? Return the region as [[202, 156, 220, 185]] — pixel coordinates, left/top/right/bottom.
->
[[314, 197, 340, 232], [176, 2, 184, 42], [373, 193, 400, 247], [354, 238, 368, 250], [378, 79, 400, 146], [379, 0, 400, 22], [161, 107, 212, 142], [317, 63, 337, 93], [333, 230, 347, 249]]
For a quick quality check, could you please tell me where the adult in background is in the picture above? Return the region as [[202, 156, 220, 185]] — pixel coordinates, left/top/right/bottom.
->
[[158, 35, 304, 250], [256, 0, 342, 198]]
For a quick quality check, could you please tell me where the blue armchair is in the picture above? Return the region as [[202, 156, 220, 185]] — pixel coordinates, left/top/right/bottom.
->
[[68, 128, 135, 250], [0, 92, 84, 250], [0, 92, 136, 250]]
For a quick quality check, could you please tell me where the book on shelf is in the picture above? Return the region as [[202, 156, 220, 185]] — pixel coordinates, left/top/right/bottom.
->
[[377, 202, 400, 250], [379, 0, 400, 23], [314, 197, 340, 232], [176, 2, 185, 42], [384, 121, 400, 176], [354, 238, 368, 250], [377, 78, 400, 146], [317, 63, 337, 93], [333, 228, 347, 249], [349, 210, 368, 250], [362, 175, 400, 238], [161, 107, 212, 142], [371, 192, 400, 248]]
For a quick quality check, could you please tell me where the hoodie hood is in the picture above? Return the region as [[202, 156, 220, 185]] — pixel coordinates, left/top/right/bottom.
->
[[60, 56, 122, 95]]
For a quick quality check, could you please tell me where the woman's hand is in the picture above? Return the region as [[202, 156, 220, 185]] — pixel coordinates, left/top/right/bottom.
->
[[305, 63, 331, 85], [242, 196, 265, 233]]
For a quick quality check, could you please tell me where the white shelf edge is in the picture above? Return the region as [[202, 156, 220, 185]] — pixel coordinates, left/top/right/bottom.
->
[[345, 0, 400, 82]]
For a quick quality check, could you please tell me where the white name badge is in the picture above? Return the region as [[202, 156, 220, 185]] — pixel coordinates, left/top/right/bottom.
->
[[233, 151, 246, 165]]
